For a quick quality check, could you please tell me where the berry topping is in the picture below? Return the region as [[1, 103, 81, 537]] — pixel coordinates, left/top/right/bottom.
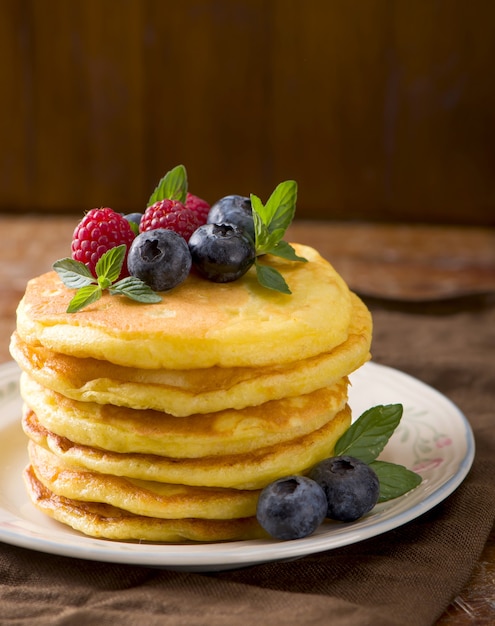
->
[[207, 195, 255, 241], [186, 192, 210, 224], [256, 475, 328, 540], [127, 229, 192, 292], [123, 212, 143, 233], [188, 223, 256, 283], [309, 455, 380, 522], [71, 207, 135, 279], [140, 199, 203, 242]]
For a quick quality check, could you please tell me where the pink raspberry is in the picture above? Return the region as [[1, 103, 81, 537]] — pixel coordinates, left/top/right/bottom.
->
[[71, 207, 135, 278], [140, 199, 203, 242], [186, 192, 210, 224]]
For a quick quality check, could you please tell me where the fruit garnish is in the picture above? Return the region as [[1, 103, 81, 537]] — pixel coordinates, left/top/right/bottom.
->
[[127, 229, 192, 292], [188, 223, 256, 283], [309, 456, 380, 522], [250, 180, 307, 294], [71, 207, 135, 279], [53, 245, 162, 313], [140, 199, 203, 242], [123, 213, 143, 235], [143, 166, 208, 242], [57, 168, 311, 306], [256, 404, 423, 540], [207, 195, 255, 241], [256, 475, 328, 541], [186, 192, 210, 223]]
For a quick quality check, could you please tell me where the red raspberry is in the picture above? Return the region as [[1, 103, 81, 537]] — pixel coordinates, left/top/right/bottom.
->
[[71, 207, 135, 279], [186, 192, 210, 224], [140, 199, 203, 242]]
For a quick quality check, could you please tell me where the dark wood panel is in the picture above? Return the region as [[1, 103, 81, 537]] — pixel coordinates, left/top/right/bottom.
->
[[0, 0, 494, 224]]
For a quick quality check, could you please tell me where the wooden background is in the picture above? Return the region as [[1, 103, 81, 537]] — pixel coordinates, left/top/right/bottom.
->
[[1, 0, 494, 225]]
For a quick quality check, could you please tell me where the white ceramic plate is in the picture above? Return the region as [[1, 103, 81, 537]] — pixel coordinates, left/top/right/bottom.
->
[[0, 360, 474, 571]]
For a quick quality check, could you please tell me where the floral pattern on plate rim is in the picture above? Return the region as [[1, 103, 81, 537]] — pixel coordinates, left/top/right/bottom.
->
[[396, 406, 453, 473]]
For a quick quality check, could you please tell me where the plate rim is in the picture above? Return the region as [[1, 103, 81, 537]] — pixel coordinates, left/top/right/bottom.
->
[[0, 360, 475, 570]]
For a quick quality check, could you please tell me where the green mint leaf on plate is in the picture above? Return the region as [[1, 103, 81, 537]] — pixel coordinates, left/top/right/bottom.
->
[[95, 244, 126, 285], [251, 180, 306, 294], [255, 261, 292, 294], [148, 164, 188, 206], [110, 277, 162, 303], [53, 246, 161, 312], [66, 284, 102, 313], [370, 460, 423, 502], [53, 258, 95, 289], [335, 404, 403, 464]]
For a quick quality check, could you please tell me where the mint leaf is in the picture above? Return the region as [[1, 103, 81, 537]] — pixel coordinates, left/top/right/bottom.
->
[[66, 284, 102, 313], [262, 180, 297, 233], [251, 207, 275, 255], [268, 240, 308, 262], [95, 245, 126, 284], [110, 277, 162, 303], [53, 258, 95, 289], [255, 262, 291, 294], [55, 246, 162, 312], [335, 404, 403, 464], [251, 181, 297, 248], [148, 164, 188, 206], [250, 180, 306, 294], [251, 194, 268, 228], [331, 404, 422, 503], [370, 460, 423, 502]]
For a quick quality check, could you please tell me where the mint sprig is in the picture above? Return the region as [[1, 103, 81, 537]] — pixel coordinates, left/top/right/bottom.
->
[[251, 180, 307, 295], [148, 164, 188, 206], [334, 404, 423, 502], [370, 460, 422, 503], [335, 404, 404, 464], [53, 245, 162, 313]]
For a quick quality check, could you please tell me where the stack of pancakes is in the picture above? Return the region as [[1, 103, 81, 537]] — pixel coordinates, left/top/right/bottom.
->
[[10, 244, 372, 542]]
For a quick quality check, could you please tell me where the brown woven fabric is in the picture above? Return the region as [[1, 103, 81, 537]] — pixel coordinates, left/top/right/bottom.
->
[[1, 296, 494, 626]]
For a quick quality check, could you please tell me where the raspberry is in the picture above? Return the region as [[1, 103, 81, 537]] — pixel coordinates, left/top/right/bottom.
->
[[71, 207, 135, 278], [186, 192, 210, 224], [140, 199, 203, 242]]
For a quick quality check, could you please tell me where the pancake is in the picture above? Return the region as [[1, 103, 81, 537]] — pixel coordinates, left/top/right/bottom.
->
[[15, 244, 353, 370], [10, 292, 370, 415], [24, 466, 265, 542], [28, 442, 260, 520], [12, 231, 375, 543], [23, 405, 352, 490], [21, 374, 349, 457]]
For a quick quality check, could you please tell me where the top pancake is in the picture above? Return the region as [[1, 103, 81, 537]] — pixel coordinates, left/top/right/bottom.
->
[[10, 291, 370, 415], [15, 244, 353, 369]]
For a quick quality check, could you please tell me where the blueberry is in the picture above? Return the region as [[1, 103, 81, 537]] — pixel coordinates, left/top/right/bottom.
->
[[256, 475, 327, 540], [207, 195, 255, 241], [127, 229, 192, 291], [309, 456, 380, 522], [123, 212, 143, 226], [188, 223, 255, 283], [123, 212, 143, 234]]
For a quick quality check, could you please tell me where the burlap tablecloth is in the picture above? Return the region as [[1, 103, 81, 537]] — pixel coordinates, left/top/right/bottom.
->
[[1, 296, 494, 626]]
